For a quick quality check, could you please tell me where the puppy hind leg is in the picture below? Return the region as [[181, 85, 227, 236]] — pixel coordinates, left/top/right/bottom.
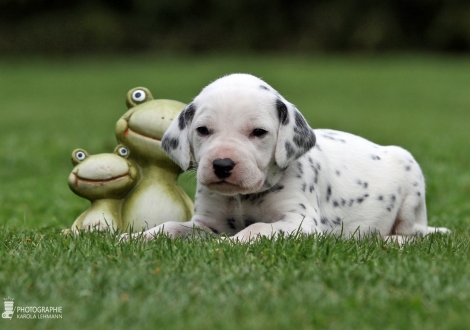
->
[[384, 196, 426, 245], [392, 194, 451, 237], [392, 194, 428, 236]]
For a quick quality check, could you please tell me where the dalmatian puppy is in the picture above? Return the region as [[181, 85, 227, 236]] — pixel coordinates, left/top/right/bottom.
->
[[124, 73, 450, 242]]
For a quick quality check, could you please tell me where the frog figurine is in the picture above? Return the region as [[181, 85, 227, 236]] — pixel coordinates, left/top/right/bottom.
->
[[115, 87, 194, 231], [66, 145, 139, 233]]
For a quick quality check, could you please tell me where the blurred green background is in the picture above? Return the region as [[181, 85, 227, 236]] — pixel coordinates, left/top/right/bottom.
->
[[1, 0, 470, 56]]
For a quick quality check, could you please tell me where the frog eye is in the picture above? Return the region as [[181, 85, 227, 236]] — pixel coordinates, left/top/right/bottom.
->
[[132, 90, 146, 102], [114, 145, 130, 158], [71, 149, 89, 165], [75, 151, 87, 161], [117, 146, 129, 158]]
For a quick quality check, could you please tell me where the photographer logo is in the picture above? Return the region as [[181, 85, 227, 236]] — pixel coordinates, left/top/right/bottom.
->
[[2, 297, 14, 320], [2, 297, 62, 320]]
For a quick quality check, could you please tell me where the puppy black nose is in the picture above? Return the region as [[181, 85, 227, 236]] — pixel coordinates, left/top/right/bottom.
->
[[213, 158, 236, 179]]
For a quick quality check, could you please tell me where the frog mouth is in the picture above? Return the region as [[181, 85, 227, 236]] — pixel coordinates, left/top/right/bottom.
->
[[124, 127, 162, 142], [74, 172, 131, 185]]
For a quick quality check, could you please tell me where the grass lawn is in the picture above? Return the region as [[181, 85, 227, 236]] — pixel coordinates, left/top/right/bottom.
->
[[0, 54, 469, 329]]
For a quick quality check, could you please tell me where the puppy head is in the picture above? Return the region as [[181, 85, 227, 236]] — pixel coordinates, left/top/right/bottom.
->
[[162, 74, 315, 195]]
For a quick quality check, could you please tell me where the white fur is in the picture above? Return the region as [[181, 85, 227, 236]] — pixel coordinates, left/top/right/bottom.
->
[[122, 74, 450, 242]]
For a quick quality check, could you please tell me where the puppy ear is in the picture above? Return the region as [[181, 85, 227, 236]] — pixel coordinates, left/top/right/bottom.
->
[[161, 103, 196, 171], [275, 99, 316, 169]]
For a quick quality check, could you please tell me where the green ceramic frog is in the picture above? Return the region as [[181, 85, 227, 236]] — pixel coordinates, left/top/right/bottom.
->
[[115, 87, 194, 231], [67, 145, 139, 233]]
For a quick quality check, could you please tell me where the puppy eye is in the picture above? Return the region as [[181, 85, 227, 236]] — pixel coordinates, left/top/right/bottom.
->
[[251, 128, 268, 137], [197, 126, 210, 136]]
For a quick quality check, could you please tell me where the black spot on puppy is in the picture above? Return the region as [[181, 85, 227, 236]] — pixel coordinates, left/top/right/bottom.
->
[[285, 141, 295, 158], [178, 103, 196, 130], [178, 113, 185, 130], [260, 85, 269, 91], [326, 185, 332, 202], [385, 194, 397, 212], [276, 99, 289, 125], [162, 136, 179, 151], [356, 180, 368, 189], [333, 217, 342, 225], [312, 167, 319, 184], [184, 103, 196, 123], [294, 111, 309, 131], [293, 111, 316, 150], [356, 194, 369, 204], [226, 218, 237, 230], [296, 161, 303, 174]]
